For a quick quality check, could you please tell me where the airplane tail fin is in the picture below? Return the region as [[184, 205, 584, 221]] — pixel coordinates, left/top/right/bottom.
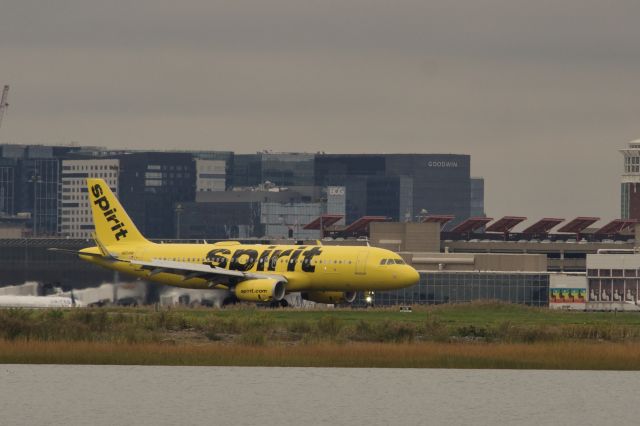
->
[[87, 178, 148, 246]]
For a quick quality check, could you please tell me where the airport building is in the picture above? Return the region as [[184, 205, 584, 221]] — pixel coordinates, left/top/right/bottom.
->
[[620, 140, 640, 219], [585, 253, 640, 311]]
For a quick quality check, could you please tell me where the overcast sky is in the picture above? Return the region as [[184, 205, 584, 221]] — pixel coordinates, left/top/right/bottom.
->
[[1, 0, 639, 224]]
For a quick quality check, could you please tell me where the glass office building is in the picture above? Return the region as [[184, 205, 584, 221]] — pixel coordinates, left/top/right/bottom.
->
[[368, 272, 550, 307], [0, 158, 16, 216], [261, 153, 315, 187], [117, 152, 196, 239], [470, 177, 485, 219], [315, 154, 471, 225]]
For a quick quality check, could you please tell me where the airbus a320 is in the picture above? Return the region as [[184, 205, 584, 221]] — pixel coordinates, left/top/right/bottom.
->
[[54, 179, 420, 306]]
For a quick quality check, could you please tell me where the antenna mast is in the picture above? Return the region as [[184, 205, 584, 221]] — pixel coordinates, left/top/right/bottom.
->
[[0, 85, 9, 130]]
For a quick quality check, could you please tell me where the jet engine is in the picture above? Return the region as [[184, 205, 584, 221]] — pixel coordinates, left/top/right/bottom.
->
[[302, 291, 357, 304], [233, 279, 286, 302]]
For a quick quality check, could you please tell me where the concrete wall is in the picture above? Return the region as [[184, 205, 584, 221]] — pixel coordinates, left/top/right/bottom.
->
[[405, 252, 547, 272], [370, 222, 440, 252], [474, 253, 547, 272], [0, 223, 25, 238]]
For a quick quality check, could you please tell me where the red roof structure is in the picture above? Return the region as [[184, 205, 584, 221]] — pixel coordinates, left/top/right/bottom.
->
[[485, 216, 527, 233], [421, 215, 455, 226], [594, 219, 638, 235], [341, 216, 388, 234], [521, 218, 565, 235], [557, 217, 600, 234], [303, 214, 344, 230], [449, 217, 493, 234]]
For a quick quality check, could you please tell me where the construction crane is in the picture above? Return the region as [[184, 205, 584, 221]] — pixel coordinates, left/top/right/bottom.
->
[[0, 85, 9, 129]]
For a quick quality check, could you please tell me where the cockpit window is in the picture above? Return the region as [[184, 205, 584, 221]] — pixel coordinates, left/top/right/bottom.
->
[[394, 259, 405, 265], [380, 259, 387, 265]]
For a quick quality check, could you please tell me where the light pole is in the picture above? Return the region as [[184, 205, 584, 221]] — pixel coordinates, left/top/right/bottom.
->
[[175, 203, 184, 239]]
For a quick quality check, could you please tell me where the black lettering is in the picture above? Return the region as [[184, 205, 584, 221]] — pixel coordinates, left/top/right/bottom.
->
[[301, 247, 322, 272], [94, 196, 110, 211], [111, 222, 124, 231], [205, 248, 230, 269], [106, 214, 119, 224], [257, 250, 271, 271], [114, 229, 128, 240], [287, 247, 306, 272], [268, 250, 282, 271], [91, 184, 103, 198], [230, 249, 259, 272]]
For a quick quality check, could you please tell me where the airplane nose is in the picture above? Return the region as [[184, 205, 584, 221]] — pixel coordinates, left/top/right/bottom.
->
[[399, 266, 420, 288]]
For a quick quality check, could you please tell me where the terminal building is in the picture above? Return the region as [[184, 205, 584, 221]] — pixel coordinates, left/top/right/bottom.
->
[[620, 140, 640, 220]]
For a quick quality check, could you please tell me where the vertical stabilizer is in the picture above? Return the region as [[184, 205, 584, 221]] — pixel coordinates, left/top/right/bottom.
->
[[87, 178, 147, 246]]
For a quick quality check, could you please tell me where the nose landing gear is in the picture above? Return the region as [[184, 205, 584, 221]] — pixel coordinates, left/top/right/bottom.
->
[[364, 291, 375, 307]]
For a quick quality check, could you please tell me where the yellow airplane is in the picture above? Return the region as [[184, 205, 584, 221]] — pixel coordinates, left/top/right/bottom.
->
[[57, 178, 420, 305]]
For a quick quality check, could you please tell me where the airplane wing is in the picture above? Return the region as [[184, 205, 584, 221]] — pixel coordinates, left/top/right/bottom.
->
[[129, 259, 287, 286]]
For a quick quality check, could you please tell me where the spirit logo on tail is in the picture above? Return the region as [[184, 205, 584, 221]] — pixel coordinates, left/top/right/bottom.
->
[[91, 183, 128, 241]]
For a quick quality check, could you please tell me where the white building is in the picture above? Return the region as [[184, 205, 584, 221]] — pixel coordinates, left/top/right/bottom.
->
[[586, 253, 640, 311], [196, 159, 226, 192], [60, 159, 120, 238]]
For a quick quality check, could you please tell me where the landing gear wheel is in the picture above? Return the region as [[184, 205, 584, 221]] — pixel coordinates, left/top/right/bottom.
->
[[280, 299, 289, 308]]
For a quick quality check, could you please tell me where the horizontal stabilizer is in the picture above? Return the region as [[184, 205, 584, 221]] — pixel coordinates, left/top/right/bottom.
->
[[47, 248, 104, 258]]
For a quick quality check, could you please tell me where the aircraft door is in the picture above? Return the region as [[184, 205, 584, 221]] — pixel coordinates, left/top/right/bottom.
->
[[355, 251, 368, 275]]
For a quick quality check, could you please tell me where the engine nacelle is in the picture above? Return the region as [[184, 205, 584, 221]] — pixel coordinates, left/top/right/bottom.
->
[[233, 279, 286, 302], [302, 291, 357, 304]]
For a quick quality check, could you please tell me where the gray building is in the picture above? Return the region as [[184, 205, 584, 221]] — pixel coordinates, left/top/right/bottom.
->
[[315, 154, 471, 225], [470, 177, 485, 218], [180, 186, 339, 240], [0, 144, 81, 235]]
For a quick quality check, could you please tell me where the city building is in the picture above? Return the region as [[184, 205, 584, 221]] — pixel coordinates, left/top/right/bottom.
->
[[315, 154, 471, 225], [470, 177, 485, 219], [195, 158, 226, 192], [60, 158, 120, 238], [179, 185, 338, 240], [0, 157, 16, 216], [0, 144, 81, 235], [116, 152, 196, 239]]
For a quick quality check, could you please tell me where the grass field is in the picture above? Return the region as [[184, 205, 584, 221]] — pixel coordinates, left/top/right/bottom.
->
[[2, 302, 640, 369]]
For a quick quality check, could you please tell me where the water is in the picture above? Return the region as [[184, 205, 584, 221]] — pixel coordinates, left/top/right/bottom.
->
[[1, 365, 640, 426]]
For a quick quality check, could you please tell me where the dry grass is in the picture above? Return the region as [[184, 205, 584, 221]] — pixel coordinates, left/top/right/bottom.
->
[[2, 340, 640, 370], [3, 304, 640, 369]]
